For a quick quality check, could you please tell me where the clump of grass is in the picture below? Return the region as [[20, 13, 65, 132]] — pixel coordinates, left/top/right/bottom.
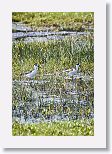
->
[[12, 118, 94, 136], [12, 12, 94, 32]]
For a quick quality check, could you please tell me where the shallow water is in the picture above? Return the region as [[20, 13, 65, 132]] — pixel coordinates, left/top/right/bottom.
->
[[12, 22, 92, 43], [12, 73, 94, 124]]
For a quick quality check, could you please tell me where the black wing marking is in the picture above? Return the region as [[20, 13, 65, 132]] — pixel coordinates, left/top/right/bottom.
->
[[20, 70, 33, 76]]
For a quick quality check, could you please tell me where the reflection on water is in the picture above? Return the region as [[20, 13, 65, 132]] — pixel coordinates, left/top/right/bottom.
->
[[12, 73, 94, 124]]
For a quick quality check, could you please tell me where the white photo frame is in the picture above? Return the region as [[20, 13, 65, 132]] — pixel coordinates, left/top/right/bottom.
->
[[0, 0, 106, 148]]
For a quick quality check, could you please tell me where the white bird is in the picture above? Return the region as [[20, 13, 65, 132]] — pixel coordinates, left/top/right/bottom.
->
[[23, 63, 39, 79], [68, 63, 80, 77]]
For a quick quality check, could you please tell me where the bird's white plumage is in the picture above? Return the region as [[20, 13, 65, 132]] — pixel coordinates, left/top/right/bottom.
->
[[25, 69, 37, 78], [24, 64, 38, 78], [68, 64, 80, 77]]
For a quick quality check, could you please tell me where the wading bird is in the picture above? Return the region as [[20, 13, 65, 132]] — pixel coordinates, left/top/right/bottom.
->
[[23, 63, 39, 79], [68, 63, 80, 77]]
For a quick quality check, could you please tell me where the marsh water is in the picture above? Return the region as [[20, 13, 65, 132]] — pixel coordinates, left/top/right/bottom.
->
[[12, 22, 93, 43], [12, 22, 94, 124]]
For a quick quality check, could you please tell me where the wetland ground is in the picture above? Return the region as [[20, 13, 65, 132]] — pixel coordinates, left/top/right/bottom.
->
[[12, 12, 94, 136]]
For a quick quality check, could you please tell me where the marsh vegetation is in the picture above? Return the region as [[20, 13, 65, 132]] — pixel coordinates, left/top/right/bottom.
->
[[12, 12, 94, 136]]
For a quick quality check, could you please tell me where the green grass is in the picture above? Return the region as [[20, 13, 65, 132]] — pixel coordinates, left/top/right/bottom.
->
[[12, 34, 94, 80], [12, 118, 94, 136], [12, 12, 94, 31]]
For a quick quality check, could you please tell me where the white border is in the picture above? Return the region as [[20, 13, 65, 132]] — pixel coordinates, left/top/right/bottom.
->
[[0, 0, 106, 148]]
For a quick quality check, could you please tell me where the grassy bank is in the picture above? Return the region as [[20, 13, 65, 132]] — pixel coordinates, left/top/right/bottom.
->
[[12, 118, 94, 136], [12, 12, 94, 31]]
